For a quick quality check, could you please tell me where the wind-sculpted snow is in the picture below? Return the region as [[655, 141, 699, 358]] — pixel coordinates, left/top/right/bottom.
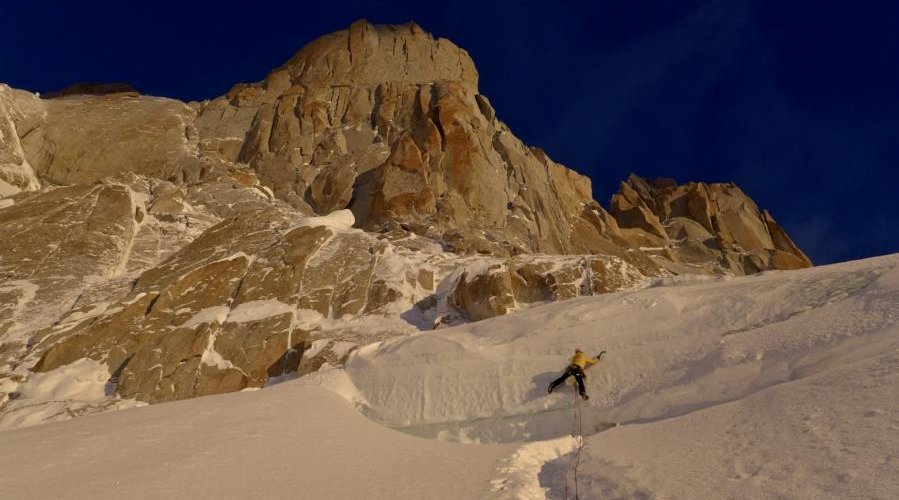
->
[[302, 254, 898, 497], [323, 254, 899, 451]]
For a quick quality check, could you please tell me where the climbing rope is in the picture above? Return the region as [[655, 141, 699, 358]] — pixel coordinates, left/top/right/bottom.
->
[[564, 384, 586, 500], [573, 389, 585, 499]]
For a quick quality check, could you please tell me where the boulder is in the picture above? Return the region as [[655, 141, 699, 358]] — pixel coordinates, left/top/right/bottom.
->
[[452, 265, 517, 321], [306, 157, 357, 214]]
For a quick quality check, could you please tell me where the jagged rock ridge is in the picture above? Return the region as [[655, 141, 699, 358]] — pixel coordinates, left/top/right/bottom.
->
[[611, 174, 811, 275]]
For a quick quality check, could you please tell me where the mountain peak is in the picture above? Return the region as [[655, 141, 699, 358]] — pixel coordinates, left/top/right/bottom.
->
[[269, 19, 479, 90]]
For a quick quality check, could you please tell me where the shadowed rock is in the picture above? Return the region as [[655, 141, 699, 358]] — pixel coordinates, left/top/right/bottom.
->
[[43, 83, 139, 99]]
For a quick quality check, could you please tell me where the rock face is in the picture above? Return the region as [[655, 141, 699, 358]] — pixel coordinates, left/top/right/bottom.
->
[[611, 174, 812, 275], [29, 95, 205, 187], [0, 86, 42, 196], [450, 255, 650, 321], [194, 20, 621, 256], [21, 198, 652, 404], [0, 169, 274, 407], [0, 21, 812, 426]]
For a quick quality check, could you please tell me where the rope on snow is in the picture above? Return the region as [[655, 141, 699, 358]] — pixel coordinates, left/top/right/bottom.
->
[[564, 387, 586, 499]]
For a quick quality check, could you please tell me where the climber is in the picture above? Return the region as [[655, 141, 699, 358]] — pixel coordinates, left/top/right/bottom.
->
[[547, 349, 605, 400]]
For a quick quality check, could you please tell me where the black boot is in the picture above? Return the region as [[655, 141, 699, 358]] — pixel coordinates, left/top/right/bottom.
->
[[581, 392, 589, 401], [547, 383, 555, 394]]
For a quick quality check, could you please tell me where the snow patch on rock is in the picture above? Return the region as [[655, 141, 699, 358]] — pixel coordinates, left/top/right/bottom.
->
[[227, 299, 295, 323], [18, 358, 109, 403], [295, 209, 355, 230], [180, 306, 230, 328]]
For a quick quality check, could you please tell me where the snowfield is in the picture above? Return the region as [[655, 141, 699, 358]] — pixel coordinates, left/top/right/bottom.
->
[[2, 254, 898, 499]]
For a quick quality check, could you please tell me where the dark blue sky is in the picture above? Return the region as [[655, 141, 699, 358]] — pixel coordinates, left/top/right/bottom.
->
[[3, 0, 897, 264]]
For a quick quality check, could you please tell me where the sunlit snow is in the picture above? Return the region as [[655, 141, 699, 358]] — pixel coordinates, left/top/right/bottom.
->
[[1, 254, 897, 499]]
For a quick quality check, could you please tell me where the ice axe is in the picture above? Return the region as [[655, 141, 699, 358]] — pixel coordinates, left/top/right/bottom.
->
[[596, 350, 607, 360]]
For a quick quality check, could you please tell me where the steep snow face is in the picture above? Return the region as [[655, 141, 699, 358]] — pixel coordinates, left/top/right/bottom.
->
[[322, 254, 899, 445]]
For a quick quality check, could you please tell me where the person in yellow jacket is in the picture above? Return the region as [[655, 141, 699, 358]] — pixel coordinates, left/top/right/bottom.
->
[[547, 349, 605, 400]]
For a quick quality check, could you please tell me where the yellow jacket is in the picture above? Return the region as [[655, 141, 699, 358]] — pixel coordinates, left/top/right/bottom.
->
[[571, 351, 599, 370]]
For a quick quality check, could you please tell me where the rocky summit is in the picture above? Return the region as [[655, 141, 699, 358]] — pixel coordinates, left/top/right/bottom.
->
[[0, 21, 810, 427]]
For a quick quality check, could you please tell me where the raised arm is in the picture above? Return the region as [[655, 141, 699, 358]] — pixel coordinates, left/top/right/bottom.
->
[[585, 350, 607, 368]]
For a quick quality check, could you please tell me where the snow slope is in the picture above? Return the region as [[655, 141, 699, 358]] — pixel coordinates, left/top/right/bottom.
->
[[1, 254, 897, 499], [0, 383, 514, 500], [337, 254, 898, 441], [571, 346, 899, 499]]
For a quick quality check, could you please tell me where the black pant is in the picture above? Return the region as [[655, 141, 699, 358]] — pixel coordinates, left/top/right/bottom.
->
[[550, 364, 587, 395]]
